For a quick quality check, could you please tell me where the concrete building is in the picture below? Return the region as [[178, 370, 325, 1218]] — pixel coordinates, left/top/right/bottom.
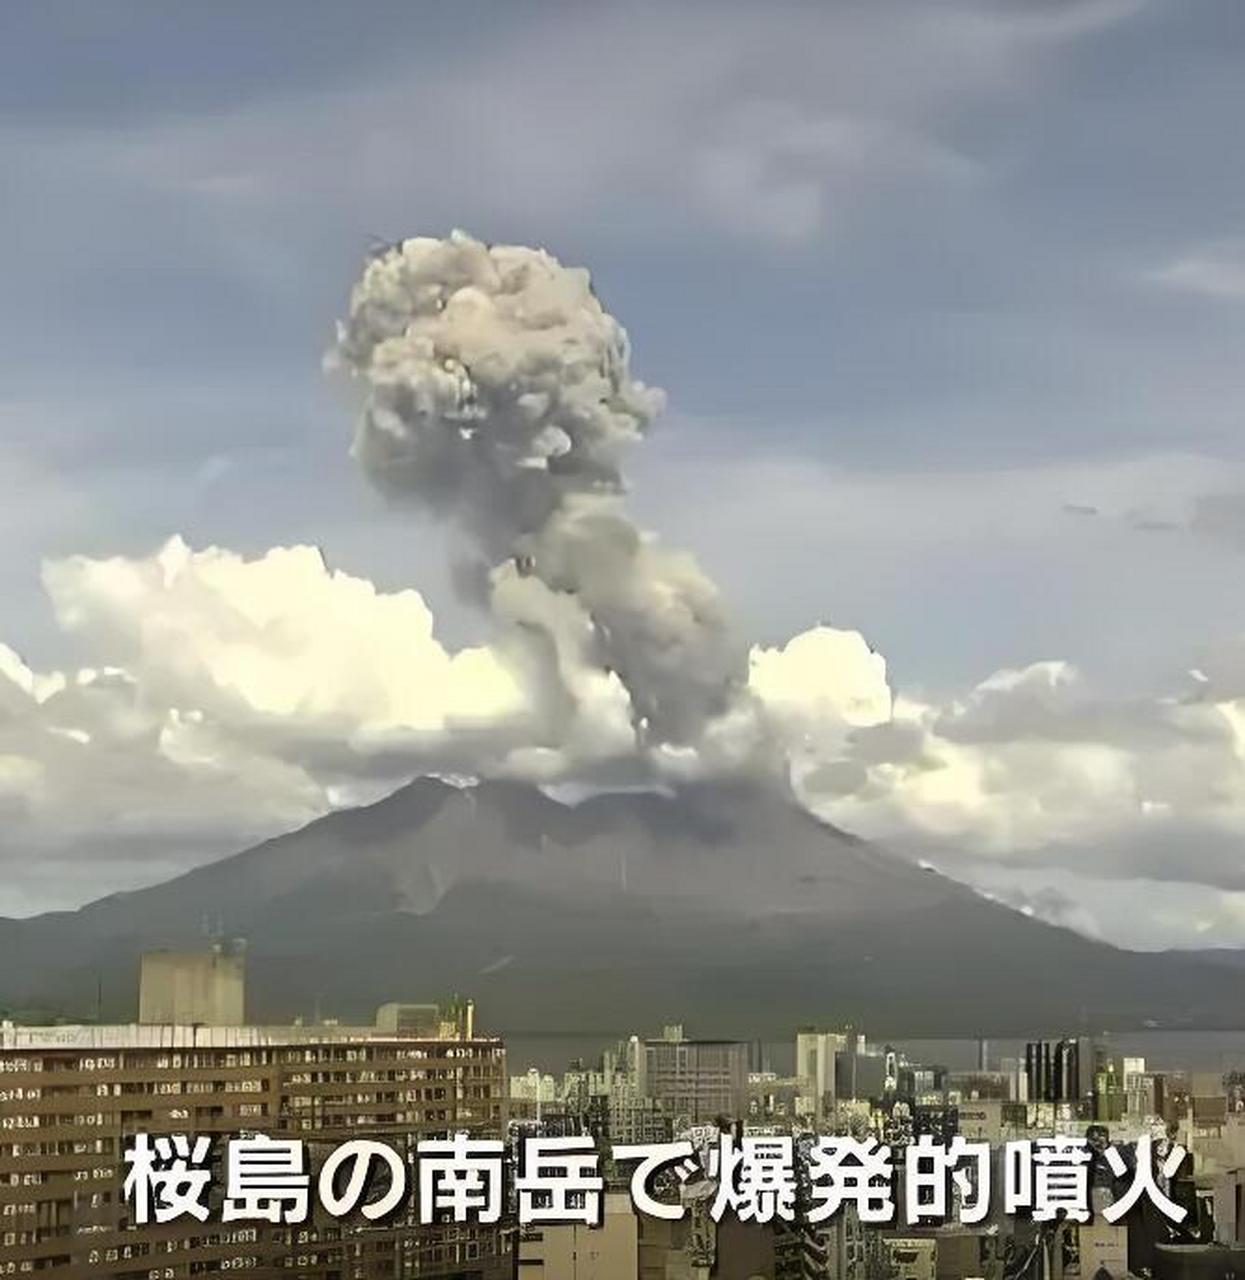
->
[[836, 1043, 888, 1106], [955, 1099, 1005, 1144], [1023, 1037, 1095, 1113], [748, 1072, 803, 1128], [137, 946, 245, 1026], [999, 1055, 1030, 1104], [636, 1215, 779, 1280], [642, 1027, 749, 1125], [883, 1237, 937, 1280], [1080, 1219, 1130, 1277], [1151, 1242, 1245, 1277], [795, 1030, 849, 1126], [0, 1013, 511, 1278], [608, 1076, 672, 1147], [375, 1000, 460, 1036], [932, 1230, 996, 1280], [637, 1213, 684, 1280], [517, 1192, 638, 1278], [1212, 1167, 1245, 1246]]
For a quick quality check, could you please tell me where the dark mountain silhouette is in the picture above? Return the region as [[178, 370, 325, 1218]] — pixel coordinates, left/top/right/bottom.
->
[[1, 777, 1238, 1038]]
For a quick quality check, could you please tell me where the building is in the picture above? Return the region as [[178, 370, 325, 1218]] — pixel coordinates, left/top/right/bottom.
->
[[835, 1042, 888, 1106], [0, 1011, 511, 1278], [641, 1027, 749, 1126], [607, 1076, 672, 1147], [933, 1230, 998, 1280], [1151, 1242, 1245, 1278], [1080, 1219, 1130, 1277], [1023, 1038, 1095, 1113], [882, 1237, 937, 1280], [376, 1001, 466, 1037], [1212, 1167, 1245, 1246], [636, 1215, 781, 1280], [137, 945, 246, 1027], [748, 1073, 803, 1128], [795, 1030, 849, 1126], [774, 1219, 837, 1280], [517, 1192, 637, 1278]]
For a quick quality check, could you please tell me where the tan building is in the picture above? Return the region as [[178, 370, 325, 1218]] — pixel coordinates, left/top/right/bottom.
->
[[1079, 1220, 1129, 1277], [795, 1030, 849, 1127], [955, 1100, 1004, 1145], [518, 1191, 637, 1278], [0, 1016, 511, 1278], [1212, 1166, 1245, 1247], [636, 1214, 776, 1280]]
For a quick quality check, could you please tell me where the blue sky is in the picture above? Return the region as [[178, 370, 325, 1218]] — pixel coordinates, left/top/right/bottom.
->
[[3, 0, 1243, 679], [4, 1, 1245, 935]]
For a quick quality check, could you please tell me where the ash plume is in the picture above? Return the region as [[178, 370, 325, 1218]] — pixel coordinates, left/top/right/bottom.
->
[[333, 231, 763, 772]]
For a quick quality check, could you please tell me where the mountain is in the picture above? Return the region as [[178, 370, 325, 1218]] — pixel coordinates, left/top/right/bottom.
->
[[1, 777, 1239, 1039]]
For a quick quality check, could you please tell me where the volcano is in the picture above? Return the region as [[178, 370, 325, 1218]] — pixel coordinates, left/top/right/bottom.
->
[[1, 777, 1238, 1038]]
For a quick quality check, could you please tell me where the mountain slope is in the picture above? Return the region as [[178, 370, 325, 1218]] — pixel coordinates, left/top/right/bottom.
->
[[1, 777, 1238, 1037]]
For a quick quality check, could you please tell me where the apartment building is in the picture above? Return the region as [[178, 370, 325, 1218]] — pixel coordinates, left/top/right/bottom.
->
[[0, 1017, 511, 1279]]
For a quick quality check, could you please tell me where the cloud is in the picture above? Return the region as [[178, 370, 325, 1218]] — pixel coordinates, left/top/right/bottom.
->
[[10, 514, 1245, 926], [7, 197, 1245, 949], [7, 516, 1245, 949], [963, 862, 1245, 951], [1060, 481, 1245, 552], [0, 235, 900, 909], [0, 628, 327, 910], [749, 627, 892, 763], [689, 101, 978, 243], [1189, 491, 1245, 550], [1149, 240, 1245, 300], [42, 536, 529, 742], [6, 1, 1138, 250], [0, 538, 528, 856], [15, 367, 1245, 940], [0, 536, 538, 911], [0, 532, 886, 912], [796, 654, 1245, 910]]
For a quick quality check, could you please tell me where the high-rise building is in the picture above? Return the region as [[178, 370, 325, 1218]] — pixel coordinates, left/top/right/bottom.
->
[[1024, 1037, 1094, 1111], [835, 1043, 887, 1106], [606, 1076, 671, 1147], [795, 1030, 849, 1126], [641, 1030, 749, 1125], [0, 1011, 511, 1278]]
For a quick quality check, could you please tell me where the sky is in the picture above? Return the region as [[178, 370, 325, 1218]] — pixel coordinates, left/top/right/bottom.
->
[[3, 0, 1245, 946]]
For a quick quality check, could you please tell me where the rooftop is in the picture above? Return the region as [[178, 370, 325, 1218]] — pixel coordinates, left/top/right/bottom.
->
[[0, 1021, 502, 1052]]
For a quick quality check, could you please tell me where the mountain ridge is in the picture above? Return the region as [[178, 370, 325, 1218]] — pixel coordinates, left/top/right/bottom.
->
[[2, 777, 1240, 1039]]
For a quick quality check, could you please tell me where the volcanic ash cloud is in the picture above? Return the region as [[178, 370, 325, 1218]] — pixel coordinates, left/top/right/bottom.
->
[[332, 230, 763, 774]]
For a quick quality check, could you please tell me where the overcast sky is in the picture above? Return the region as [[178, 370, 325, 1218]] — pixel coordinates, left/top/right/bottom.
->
[[4, 1, 1245, 944]]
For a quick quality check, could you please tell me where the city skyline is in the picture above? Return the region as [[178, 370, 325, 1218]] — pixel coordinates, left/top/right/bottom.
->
[[5, 959, 1242, 1278]]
